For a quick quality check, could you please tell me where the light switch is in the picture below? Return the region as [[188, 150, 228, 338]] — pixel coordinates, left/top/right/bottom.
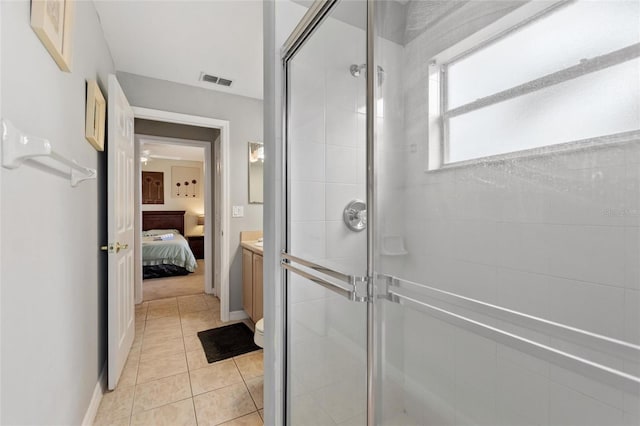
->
[[232, 206, 244, 218]]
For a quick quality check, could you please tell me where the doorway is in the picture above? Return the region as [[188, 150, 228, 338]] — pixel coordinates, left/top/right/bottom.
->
[[132, 107, 232, 322], [137, 134, 209, 300]]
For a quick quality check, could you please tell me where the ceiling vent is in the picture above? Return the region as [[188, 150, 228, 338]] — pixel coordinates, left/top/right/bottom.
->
[[200, 72, 233, 87]]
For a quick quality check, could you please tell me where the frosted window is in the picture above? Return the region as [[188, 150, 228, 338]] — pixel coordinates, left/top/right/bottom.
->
[[440, 0, 640, 165], [448, 59, 640, 163], [448, 0, 640, 109]]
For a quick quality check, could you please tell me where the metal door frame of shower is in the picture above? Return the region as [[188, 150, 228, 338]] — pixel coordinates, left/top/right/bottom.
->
[[280, 0, 377, 425]]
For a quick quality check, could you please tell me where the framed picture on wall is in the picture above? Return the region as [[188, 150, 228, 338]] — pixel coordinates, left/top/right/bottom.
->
[[85, 80, 106, 151], [172, 167, 201, 198], [142, 171, 164, 204], [30, 0, 75, 72]]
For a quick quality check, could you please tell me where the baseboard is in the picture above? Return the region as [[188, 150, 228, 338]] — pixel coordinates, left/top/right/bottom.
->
[[229, 310, 249, 321], [82, 366, 106, 426]]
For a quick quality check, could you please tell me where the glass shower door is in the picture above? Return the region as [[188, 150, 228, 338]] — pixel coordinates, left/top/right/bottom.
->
[[373, 0, 640, 425], [283, 1, 368, 424]]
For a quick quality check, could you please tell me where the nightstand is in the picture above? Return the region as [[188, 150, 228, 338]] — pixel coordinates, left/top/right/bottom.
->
[[187, 235, 204, 259]]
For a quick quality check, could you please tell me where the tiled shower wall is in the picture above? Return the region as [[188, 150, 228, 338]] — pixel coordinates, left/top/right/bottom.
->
[[374, 1, 640, 424]]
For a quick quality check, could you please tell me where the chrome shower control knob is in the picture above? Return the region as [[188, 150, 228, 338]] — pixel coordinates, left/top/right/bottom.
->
[[343, 200, 367, 232]]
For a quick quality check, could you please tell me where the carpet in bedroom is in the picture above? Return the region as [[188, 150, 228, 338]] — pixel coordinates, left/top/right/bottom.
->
[[143, 259, 205, 301]]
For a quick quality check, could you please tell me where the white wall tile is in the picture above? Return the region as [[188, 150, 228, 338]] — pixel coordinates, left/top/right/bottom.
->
[[290, 221, 326, 261], [291, 142, 325, 182], [325, 184, 365, 222], [326, 221, 366, 259], [546, 225, 627, 288], [624, 289, 640, 345], [496, 360, 549, 426], [549, 382, 624, 426], [326, 108, 358, 147], [326, 145, 357, 184], [291, 181, 325, 222], [547, 275, 625, 339]]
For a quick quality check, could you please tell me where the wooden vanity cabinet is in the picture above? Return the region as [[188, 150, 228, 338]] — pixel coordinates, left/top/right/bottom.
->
[[242, 247, 263, 322], [242, 248, 253, 319]]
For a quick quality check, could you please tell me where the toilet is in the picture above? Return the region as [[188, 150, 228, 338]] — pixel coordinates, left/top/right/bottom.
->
[[254, 318, 264, 348]]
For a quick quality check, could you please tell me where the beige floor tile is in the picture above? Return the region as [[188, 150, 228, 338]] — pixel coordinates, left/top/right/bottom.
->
[[137, 352, 188, 384], [218, 412, 263, 426], [130, 398, 196, 426], [119, 355, 140, 388], [142, 325, 183, 343], [189, 359, 244, 395], [93, 414, 131, 426], [183, 334, 203, 353], [258, 409, 264, 420], [177, 294, 209, 314], [245, 376, 264, 410], [135, 320, 145, 336], [147, 299, 180, 320], [95, 385, 135, 424], [140, 336, 185, 362], [143, 260, 205, 301], [148, 297, 178, 308], [132, 334, 143, 349], [181, 310, 218, 336], [128, 343, 142, 360], [145, 316, 181, 333], [132, 373, 192, 413], [193, 383, 257, 426], [233, 351, 263, 380], [135, 310, 147, 323], [186, 348, 210, 371], [204, 294, 220, 310]]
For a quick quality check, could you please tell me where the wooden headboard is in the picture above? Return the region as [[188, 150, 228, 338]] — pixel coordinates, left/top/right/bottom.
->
[[142, 211, 185, 235]]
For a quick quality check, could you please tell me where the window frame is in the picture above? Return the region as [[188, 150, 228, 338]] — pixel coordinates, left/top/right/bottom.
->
[[427, 0, 640, 171]]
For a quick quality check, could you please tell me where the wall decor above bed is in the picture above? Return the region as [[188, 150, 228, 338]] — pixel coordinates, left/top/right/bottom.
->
[[172, 166, 201, 198], [142, 171, 164, 204]]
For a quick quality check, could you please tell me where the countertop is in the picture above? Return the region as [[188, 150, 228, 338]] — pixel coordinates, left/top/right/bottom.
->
[[241, 240, 263, 255]]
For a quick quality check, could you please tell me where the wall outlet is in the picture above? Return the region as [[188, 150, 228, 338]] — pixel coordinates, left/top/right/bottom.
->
[[232, 205, 244, 218]]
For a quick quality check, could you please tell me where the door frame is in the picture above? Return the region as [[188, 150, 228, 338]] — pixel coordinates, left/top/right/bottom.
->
[[132, 107, 232, 322]]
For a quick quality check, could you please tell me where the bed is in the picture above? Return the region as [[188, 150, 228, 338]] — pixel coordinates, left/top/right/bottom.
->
[[142, 211, 198, 279]]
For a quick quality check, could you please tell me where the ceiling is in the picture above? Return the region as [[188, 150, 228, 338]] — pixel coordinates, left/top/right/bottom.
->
[[141, 140, 205, 162], [94, 0, 264, 100]]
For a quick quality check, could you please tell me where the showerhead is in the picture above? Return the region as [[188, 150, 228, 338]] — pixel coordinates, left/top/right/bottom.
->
[[350, 63, 385, 86]]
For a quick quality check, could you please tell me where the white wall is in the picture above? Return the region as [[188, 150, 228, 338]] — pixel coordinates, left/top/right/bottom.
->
[[141, 158, 205, 236], [0, 1, 115, 423], [117, 72, 263, 311]]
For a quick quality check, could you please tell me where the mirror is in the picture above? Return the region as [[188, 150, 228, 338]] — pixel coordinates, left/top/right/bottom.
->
[[248, 142, 264, 204]]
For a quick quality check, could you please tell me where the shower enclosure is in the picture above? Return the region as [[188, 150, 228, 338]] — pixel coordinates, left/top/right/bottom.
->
[[280, 0, 640, 424]]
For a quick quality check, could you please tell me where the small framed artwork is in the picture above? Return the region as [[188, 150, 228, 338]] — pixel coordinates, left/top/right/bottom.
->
[[30, 0, 75, 72], [172, 166, 202, 198], [85, 80, 106, 151], [142, 171, 164, 204]]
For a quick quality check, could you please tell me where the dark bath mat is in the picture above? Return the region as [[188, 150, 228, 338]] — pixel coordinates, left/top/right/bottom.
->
[[197, 322, 261, 363]]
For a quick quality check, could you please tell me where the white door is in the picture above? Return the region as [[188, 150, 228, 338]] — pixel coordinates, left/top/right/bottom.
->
[[106, 74, 135, 390]]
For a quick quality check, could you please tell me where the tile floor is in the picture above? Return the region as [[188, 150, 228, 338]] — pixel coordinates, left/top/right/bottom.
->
[[94, 294, 264, 426], [143, 260, 205, 301]]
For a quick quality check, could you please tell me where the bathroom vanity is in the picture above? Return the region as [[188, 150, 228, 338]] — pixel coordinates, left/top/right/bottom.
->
[[240, 231, 263, 323]]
